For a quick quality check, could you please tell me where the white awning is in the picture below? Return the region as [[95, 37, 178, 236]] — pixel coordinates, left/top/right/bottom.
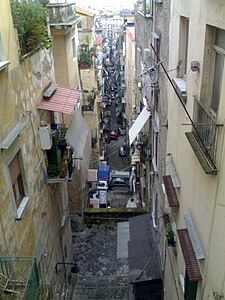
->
[[129, 106, 151, 146], [65, 109, 91, 167]]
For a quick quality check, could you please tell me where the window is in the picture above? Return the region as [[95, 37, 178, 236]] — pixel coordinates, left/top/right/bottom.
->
[[178, 16, 189, 78], [9, 152, 25, 208], [201, 27, 225, 116], [8, 150, 29, 219], [72, 37, 76, 59], [210, 29, 225, 115], [139, 0, 153, 17]]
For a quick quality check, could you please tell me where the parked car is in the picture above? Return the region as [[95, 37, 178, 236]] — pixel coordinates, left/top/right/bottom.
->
[[108, 178, 130, 190], [118, 145, 127, 157], [109, 130, 118, 140]]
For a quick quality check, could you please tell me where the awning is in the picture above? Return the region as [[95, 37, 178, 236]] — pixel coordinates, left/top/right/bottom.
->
[[163, 175, 179, 207], [128, 214, 162, 283], [131, 148, 140, 164], [177, 229, 202, 282], [65, 109, 91, 165], [37, 86, 81, 114], [129, 106, 151, 146], [1, 123, 26, 149]]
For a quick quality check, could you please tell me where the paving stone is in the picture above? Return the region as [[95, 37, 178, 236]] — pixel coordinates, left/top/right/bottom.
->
[[72, 223, 129, 299]]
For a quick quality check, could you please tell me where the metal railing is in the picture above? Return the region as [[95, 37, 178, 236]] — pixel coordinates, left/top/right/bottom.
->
[[192, 97, 218, 161]]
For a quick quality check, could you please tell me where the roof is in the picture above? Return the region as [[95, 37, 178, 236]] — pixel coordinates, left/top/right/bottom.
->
[[128, 214, 162, 283], [177, 229, 202, 282], [37, 86, 81, 114], [76, 6, 95, 17], [163, 175, 179, 207]]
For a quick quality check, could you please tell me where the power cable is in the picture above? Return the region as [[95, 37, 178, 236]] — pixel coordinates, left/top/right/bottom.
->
[[150, 43, 216, 170]]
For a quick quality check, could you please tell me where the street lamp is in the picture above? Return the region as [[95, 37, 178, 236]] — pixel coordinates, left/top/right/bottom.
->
[[55, 262, 80, 275]]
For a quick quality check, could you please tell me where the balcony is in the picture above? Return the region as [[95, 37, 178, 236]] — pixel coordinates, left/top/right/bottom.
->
[[0, 256, 39, 299], [185, 97, 218, 174], [137, 0, 153, 17], [46, 126, 74, 183], [47, 2, 76, 25]]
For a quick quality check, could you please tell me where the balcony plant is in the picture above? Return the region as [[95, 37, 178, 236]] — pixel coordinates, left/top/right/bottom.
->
[[78, 43, 92, 69], [163, 213, 176, 246], [10, 0, 51, 58]]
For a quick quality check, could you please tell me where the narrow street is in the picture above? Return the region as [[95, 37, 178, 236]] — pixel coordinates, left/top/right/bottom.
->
[[73, 223, 130, 300], [72, 45, 133, 299]]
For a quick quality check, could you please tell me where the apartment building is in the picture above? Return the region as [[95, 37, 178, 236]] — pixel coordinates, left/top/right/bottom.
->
[[0, 0, 90, 298], [45, 1, 92, 214], [163, 0, 225, 299]]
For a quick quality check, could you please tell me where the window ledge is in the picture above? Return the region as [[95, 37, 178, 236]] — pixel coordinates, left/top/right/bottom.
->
[[16, 196, 30, 220], [172, 77, 187, 103], [0, 61, 10, 71]]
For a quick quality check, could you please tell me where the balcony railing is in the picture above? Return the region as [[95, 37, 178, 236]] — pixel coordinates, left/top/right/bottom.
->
[[193, 97, 217, 159], [0, 256, 39, 299], [185, 97, 218, 174], [46, 126, 73, 183]]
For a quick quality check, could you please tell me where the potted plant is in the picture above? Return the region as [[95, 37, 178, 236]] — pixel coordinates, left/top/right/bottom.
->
[[165, 223, 175, 246], [163, 213, 176, 246]]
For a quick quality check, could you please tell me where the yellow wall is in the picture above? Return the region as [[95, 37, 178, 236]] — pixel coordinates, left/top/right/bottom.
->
[[165, 0, 225, 299], [0, 0, 73, 286]]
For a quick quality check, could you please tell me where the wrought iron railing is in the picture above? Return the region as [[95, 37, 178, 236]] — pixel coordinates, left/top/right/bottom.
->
[[0, 256, 39, 299], [192, 97, 218, 162]]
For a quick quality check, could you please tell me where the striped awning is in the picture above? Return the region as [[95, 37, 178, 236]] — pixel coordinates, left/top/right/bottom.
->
[[163, 175, 179, 207], [37, 86, 81, 114], [177, 229, 202, 282], [131, 148, 140, 164]]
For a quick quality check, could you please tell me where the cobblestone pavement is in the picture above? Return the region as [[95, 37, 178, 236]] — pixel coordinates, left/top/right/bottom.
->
[[72, 223, 130, 300]]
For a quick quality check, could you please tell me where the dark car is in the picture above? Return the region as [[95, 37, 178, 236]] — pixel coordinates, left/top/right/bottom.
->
[[108, 178, 130, 190], [109, 130, 118, 140]]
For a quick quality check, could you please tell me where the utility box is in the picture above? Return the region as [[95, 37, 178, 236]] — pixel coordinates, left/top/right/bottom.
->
[[39, 123, 52, 150]]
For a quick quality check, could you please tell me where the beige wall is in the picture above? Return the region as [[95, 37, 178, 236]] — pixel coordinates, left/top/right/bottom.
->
[[0, 0, 73, 287], [164, 0, 225, 299], [51, 26, 81, 89]]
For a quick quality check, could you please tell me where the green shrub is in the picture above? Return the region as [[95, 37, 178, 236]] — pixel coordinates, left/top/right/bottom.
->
[[11, 0, 51, 56]]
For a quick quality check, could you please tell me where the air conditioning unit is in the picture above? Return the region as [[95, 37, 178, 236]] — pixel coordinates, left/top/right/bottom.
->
[[39, 123, 52, 150]]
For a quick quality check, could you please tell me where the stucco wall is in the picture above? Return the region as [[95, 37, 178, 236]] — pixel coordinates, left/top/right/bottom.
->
[[165, 0, 225, 299], [0, 0, 74, 288]]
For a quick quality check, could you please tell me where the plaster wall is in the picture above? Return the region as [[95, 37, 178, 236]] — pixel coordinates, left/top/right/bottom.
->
[[0, 0, 73, 287], [165, 0, 225, 298]]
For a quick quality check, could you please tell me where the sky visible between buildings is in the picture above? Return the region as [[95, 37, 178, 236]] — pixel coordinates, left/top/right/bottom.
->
[[75, 0, 135, 9]]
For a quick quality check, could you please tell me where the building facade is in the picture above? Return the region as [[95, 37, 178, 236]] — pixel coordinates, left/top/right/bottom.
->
[[163, 0, 225, 299], [0, 0, 88, 298]]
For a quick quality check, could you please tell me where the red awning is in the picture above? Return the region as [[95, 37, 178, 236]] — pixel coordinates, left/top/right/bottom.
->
[[163, 175, 179, 207], [37, 86, 81, 114], [177, 229, 202, 282]]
